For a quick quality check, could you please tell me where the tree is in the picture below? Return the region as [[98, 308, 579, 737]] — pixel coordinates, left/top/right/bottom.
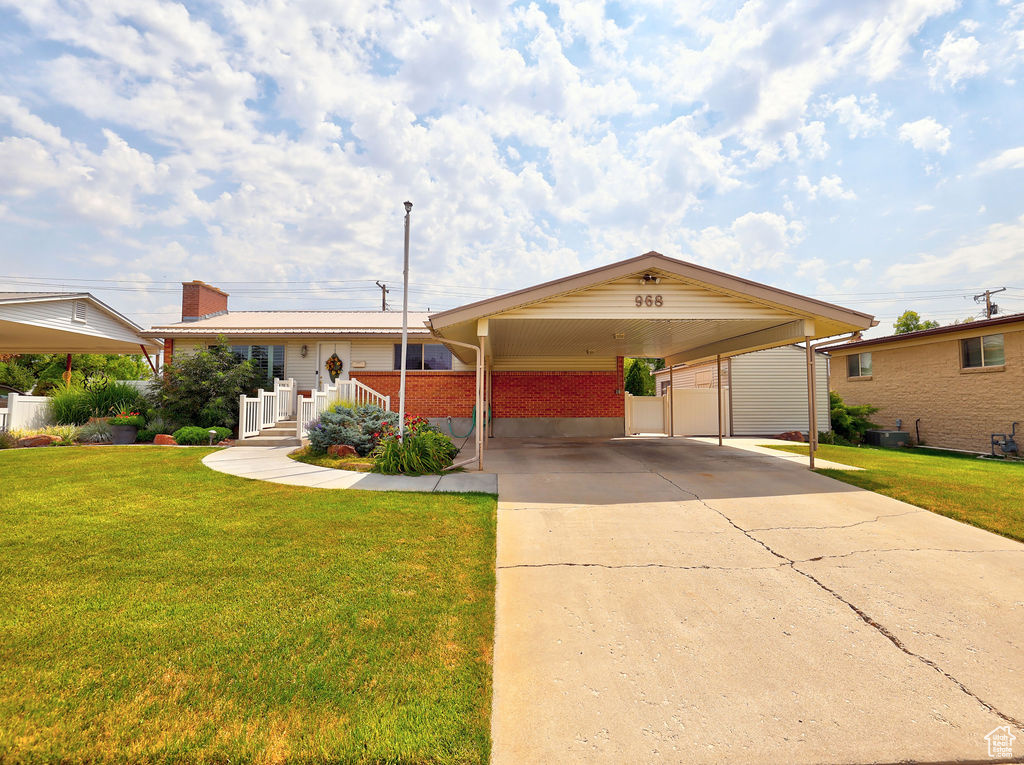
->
[[893, 310, 940, 334], [624, 358, 656, 396], [151, 339, 263, 431]]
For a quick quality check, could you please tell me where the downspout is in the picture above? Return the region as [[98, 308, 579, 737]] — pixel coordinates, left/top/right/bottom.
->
[[440, 337, 485, 472]]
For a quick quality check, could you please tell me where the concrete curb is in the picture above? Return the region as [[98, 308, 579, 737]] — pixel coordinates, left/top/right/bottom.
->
[[201, 446, 498, 493]]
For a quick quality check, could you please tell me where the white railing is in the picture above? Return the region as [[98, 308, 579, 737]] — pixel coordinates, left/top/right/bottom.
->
[[0, 407, 7, 431], [274, 378, 294, 419], [260, 389, 277, 428], [237, 378, 297, 441], [295, 377, 391, 439], [239, 395, 262, 439]]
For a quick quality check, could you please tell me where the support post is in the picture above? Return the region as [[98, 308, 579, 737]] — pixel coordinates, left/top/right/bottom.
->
[[398, 201, 412, 438], [668, 363, 675, 437], [238, 394, 247, 440], [805, 338, 816, 470], [717, 354, 723, 446], [63, 354, 72, 384]]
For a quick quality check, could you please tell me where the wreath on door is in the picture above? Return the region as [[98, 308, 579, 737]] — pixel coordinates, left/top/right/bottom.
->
[[325, 353, 344, 382]]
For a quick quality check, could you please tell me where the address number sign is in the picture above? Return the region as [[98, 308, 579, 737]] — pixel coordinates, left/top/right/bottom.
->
[[635, 294, 663, 307]]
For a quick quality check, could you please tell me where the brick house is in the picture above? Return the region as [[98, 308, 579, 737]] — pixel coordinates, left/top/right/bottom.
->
[[149, 253, 873, 440], [825, 313, 1024, 453]]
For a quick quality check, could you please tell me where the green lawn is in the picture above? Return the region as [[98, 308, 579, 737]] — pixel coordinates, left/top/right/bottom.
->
[[764, 443, 1024, 542], [0, 446, 496, 764]]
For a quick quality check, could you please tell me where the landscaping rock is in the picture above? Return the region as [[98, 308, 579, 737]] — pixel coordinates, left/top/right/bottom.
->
[[327, 443, 358, 457], [154, 434, 177, 446], [217, 439, 234, 447], [775, 431, 806, 442], [16, 434, 59, 448]]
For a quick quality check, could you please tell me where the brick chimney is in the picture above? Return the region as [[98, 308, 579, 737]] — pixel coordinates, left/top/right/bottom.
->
[[181, 280, 229, 322]]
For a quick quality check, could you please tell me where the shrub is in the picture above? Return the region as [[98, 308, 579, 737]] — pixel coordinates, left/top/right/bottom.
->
[[76, 420, 112, 444], [307, 404, 398, 456], [172, 426, 231, 445], [136, 429, 157, 443], [0, 431, 17, 449], [830, 391, 879, 445], [152, 340, 263, 431], [372, 430, 459, 475], [48, 380, 147, 425]]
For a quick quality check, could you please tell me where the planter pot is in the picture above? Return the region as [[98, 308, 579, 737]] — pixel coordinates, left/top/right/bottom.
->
[[110, 424, 138, 445]]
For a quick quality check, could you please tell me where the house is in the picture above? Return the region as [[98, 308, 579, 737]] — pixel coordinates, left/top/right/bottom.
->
[[825, 313, 1024, 453], [148, 254, 874, 444], [651, 345, 830, 436]]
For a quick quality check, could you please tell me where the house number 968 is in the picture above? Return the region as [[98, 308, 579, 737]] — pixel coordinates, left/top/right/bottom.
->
[[635, 294, 663, 307]]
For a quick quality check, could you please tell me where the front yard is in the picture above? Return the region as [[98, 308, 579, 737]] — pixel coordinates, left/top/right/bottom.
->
[[0, 447, 496, 764], [765, 443, 1024, 542]]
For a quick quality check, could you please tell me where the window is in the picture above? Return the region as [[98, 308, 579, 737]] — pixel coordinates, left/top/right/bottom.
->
[[230, 345, 285, 380], [393, 343, 453, 370], [660, 380, 670, 395], [847, 352, 872, 378], [962, 334, 1004, 368]]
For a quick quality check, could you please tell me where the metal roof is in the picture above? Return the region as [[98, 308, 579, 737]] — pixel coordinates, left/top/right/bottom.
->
[[148, 310, 433, 337]]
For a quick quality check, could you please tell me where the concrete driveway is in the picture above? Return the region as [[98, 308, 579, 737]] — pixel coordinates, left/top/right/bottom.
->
[[488, 437, 1024, 764]]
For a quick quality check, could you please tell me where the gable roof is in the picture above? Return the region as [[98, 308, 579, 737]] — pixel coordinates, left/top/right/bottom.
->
[[428, 252, 874, 330]]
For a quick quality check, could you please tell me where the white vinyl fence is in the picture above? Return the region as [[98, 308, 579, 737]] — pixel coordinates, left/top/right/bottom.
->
[[0, 393, 53, 432], [237, 376, 390, 440]]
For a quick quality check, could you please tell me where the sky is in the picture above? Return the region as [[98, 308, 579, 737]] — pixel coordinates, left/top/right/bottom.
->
[[0, 0, 1022, 336]]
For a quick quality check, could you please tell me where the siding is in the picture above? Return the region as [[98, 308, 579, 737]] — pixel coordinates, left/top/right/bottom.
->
[[1, 299, 144, 345], [730, 346, 829, 435], [172, 336, 472, 393]]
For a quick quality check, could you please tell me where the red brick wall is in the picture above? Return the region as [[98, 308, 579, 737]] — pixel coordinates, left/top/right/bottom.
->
[[492, 368, 624, 418], [355, 362, 626, 420], [354, 371, 477, 417], [162, 338, 174, 369], [181, 281, 228, 321]]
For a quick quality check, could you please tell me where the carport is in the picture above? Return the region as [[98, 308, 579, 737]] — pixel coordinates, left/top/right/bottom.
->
[[428, 252, 874, 468]]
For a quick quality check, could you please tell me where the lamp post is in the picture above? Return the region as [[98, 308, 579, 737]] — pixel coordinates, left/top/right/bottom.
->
[[398, 201, 412, 439]]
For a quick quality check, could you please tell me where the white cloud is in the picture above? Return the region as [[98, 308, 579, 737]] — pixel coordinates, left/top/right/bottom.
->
[[926, 31, 990, 87], [886, 213, 1024, 287], [796, 174, 856, 201], [978, 146, 1024, 172], [914, 203, 935, 211], [685, 211, 805, 273], [899, 117, 952, 154], [827, 93, 891, 137]]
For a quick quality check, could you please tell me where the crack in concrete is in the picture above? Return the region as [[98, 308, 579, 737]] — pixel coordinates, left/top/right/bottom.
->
[[745, 509, 923, 532], [497, 561, 789, 572], [655, 472, 1024, 731], [798, 547, 1024, 563]]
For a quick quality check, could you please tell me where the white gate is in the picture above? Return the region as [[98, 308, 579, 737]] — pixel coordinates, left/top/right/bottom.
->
[[625, 393, 667, 435], [671, 388, 730, 436]]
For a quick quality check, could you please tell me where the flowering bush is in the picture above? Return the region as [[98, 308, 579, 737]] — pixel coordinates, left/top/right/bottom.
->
[[371, 415, 459, 475], [307, 403, 398, 456]]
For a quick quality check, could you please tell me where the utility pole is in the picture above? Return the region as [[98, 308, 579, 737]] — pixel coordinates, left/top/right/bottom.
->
[[398, 201, 412, 439], [973, 287, 1006, 319], [375, 280, 389, 311]]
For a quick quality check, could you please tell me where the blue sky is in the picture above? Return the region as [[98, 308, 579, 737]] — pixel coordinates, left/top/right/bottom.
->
[[0, 0, 1022, 333]]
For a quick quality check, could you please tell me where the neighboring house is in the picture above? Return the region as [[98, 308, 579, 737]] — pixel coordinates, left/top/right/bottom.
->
[[148, 253, 873, 438], [825, 313, 1024, 453], [652, 346, 830, 436]]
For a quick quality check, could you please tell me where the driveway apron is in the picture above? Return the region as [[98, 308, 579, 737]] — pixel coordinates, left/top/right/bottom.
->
[[488, 437, 1024, 764]]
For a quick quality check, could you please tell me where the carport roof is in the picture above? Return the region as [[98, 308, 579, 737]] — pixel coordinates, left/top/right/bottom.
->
[[428, 252, 875, 364], [0, 292, 162, 354]]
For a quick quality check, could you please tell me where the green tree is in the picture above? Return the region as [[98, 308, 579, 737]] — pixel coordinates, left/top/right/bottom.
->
[[893, 310, 940, 334], [152, 339, 263, 431], [624, 358, 656, 396]]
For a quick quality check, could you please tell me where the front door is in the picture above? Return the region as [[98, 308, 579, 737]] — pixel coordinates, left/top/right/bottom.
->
[[316, 341, 351, 389]]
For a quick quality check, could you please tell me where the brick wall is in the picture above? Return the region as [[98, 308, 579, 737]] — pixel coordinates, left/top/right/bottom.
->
[[181, 281, 229, 321], [356, 358, 626, 420], [491, 369, 624, 418], [354, 371, 477, 417], [162, 338, 174, 369], [831, 328, 1023, 453]]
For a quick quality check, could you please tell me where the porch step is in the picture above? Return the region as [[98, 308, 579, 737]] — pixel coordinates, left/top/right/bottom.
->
[[234, 435, 301, 447], [260, 426, 298, 436]]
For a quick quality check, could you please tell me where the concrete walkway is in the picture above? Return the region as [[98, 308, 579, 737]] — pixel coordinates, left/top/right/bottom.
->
[[202, 445, 497, 493], [489, 436, 1024, 764]]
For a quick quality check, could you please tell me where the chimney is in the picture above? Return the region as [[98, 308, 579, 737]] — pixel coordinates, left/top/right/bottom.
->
[[181, 280, 229, 322]]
